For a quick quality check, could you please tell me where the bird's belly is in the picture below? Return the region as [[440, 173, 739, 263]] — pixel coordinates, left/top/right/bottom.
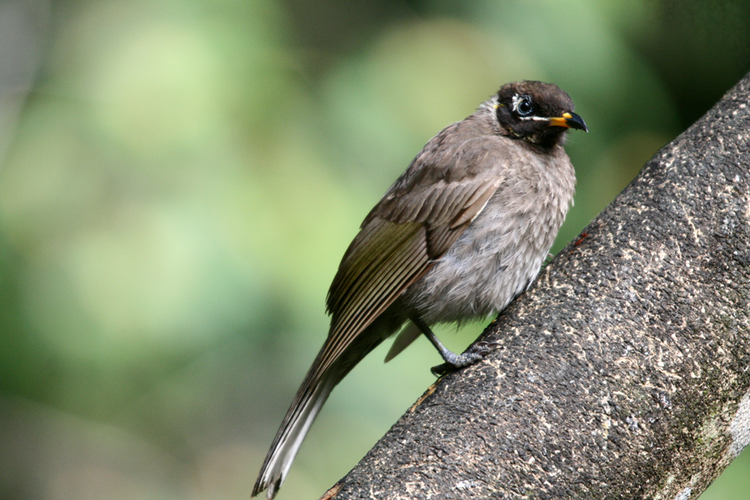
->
[[401, 192, 567, 325]]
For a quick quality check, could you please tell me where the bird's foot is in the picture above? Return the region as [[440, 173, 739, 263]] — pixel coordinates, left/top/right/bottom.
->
[[430, 341, 500, 377]]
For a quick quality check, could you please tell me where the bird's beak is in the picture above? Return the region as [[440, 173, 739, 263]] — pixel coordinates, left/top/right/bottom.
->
[[548, 112, 588, 132]]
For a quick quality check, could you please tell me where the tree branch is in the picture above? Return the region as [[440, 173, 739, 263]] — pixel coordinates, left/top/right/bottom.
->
[[322, 72, 750, 499]]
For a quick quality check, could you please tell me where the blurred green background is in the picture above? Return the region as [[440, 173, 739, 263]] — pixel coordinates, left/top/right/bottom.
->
[[1, 0, 749, 499]]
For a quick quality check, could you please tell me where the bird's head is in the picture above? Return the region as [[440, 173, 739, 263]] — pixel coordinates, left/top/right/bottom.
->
[[492, 80, 587, 149]]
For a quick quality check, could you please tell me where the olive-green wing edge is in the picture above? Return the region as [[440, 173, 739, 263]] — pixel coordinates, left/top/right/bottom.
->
[[316, 177, 501, 378]]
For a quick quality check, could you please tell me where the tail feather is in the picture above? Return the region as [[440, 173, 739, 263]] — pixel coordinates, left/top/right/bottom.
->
[[384, 321, 422, 362], [253, 314, 400, 498], [253, 365, 338, 499]]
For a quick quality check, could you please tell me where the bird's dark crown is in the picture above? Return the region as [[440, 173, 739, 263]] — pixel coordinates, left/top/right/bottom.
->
[[493, 80, 583, 149]]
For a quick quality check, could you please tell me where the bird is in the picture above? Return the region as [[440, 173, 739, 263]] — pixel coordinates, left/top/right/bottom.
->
[[252, 80, 587, 499]]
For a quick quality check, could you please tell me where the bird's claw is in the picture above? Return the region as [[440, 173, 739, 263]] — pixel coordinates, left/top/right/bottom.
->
[[430, 341, 501, 376]]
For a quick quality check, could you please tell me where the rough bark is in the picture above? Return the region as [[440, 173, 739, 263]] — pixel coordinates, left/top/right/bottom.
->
[[322, 73, 750, 499]]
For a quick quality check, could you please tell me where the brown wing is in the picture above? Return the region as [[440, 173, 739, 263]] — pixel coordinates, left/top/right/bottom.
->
[[318, 121, 509, 375]]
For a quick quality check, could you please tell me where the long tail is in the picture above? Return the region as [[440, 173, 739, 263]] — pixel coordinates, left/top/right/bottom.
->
[[253, 311, 402, 499], [252, 354, 341, 499]]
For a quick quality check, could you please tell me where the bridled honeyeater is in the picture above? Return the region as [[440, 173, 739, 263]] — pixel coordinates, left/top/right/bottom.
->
[[253, 81, 588, 499]]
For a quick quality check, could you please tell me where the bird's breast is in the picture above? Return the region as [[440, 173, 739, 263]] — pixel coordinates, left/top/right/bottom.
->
[[401, 149, 575, 325]]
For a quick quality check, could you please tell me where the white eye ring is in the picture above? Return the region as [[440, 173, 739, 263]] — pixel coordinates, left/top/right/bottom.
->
[[512, 94, 533, 116]]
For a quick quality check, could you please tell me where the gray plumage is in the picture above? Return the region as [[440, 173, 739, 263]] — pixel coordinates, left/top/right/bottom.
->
[[253, 81, 587, 499]]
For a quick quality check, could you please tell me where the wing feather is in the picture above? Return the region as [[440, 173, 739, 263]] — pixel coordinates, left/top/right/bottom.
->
[[320, 119, 511, 377], [450, 179, 501, 228], [327, 221, 420, 314], [320, 223, 429, 373]]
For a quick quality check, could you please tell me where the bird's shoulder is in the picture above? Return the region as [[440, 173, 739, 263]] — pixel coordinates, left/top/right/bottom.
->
[[364, 114, 515, 227]]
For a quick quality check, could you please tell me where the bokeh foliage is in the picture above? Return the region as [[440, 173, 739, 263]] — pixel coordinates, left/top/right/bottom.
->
[[0, 0, 748, 498]]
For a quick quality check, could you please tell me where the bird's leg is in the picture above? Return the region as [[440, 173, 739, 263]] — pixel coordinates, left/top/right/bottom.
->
[[410, 316, 498, 376]]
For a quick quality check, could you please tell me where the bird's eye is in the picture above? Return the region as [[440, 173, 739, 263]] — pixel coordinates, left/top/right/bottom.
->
[[515, 95, 533, 116]]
